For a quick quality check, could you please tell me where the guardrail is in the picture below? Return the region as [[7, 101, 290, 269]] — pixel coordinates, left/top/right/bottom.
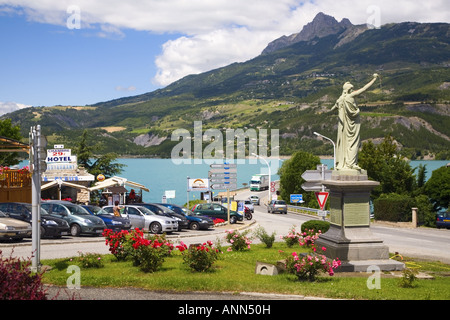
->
[[287, 205, 329, 219]]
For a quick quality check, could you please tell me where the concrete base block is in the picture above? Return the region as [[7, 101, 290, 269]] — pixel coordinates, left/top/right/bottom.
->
[[255, 261, 280, 276], [336, 259, 405, 273]]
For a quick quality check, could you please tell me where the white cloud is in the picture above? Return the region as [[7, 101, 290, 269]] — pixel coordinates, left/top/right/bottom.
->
[[0, 101, 31, 116], [2, 0, 449, 87], [153, 27, 283, 86]]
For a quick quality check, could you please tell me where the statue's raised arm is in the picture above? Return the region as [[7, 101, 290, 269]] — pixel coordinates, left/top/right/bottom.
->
[[350, 74, 379, 97]]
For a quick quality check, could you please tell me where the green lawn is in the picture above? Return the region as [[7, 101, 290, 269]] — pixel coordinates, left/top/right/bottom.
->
[[41, 242, 450, 300]]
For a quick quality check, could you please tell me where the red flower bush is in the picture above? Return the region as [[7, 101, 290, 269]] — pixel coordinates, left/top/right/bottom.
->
[[103, 229, 130, 261], [104, 228, 174, 273], [213, 218, 226, 225], [177, 240, 221, 272]]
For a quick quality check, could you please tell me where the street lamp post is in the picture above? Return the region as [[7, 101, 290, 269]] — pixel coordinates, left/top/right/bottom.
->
[[314, 132, 336, 169], [252, 153, 272, 204]]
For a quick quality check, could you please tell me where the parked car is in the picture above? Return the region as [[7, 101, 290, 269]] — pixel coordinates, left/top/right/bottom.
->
[[158, 203, 214, 230], [99, 205, 178, 234], [249, 195, 260, 205], [0, 202, 69, 238], [436, 211, 450, 229], [41, 200, 106, 237], [0, 210, 32, 241], [192, 203, 243, 224], [82, 204, 131, 232], [267, 200, 287, 214], [140, 203, 189, 231]]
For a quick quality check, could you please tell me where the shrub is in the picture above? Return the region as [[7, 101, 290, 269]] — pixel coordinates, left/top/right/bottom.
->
[[253, 226, 276, 248], [146, 233, 174, 257], [301, 220, 330, 234], [0, 250, 48, 300], [177, 241, 221, 272], [298, 229, 322, 247], [103, 228, 174, 271], [374, 193, 415, 222], [103, 229, 131, 261], [213, 218, 226, 225], [128, 228, 169, 273], [284, 248, 341, 282], [75, 251, 104, 269], [281, 226, 300, 247], [398, 268, 418, 288], [225, 229, 252, 251]]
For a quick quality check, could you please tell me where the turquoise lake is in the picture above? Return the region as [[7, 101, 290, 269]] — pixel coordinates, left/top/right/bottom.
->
[[20, 158, 448, 206], [112, 159, 448, 206]]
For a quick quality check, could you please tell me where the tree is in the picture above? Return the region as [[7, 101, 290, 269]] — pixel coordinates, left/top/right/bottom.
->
[[73, 130, 125, 179], [278, 150, 321, 207], [74, 130, 93, 169], [359, 135, 415, 198], [0, 119, 23, 166], [425, 166, 450, 210]]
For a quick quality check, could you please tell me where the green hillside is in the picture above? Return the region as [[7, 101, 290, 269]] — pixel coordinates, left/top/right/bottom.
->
[[3, 18, 450, 160]]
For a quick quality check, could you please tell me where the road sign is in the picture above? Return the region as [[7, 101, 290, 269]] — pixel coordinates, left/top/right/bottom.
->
[[208, 172, 237, 178], [208, 168, 237, 174], [210, 163, 237, 169], [315, 192, 329, 210], [301, 170, 333, 182], [290, 194, 303, 204], [317, 210, 328, 217], [301, 182, 326, 192], [210, 178, 237, 184], [209, 163, 237, 190], [211, 183, 237, 190]]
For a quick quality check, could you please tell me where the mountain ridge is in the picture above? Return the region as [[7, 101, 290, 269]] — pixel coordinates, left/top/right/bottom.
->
[[262, 12, 358, 54], [3, 13, 450, 159]]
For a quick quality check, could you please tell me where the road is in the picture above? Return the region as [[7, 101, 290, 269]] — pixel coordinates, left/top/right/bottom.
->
[[1, 189, 449, 263]]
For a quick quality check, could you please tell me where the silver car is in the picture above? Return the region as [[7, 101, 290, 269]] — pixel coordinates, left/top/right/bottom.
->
[[267, 200, 287, 214], [100, 205, 178, 234], [249, 195, 260, 205]]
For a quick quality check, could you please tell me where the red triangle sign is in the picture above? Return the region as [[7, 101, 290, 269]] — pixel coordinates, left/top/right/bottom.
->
[[315, 192, 329, 210]]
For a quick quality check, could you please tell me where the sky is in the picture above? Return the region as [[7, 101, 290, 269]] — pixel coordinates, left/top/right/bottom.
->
[[0, 0, 449, 115]]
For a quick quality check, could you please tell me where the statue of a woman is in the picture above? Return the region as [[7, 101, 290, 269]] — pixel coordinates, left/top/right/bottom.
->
[[331, 74, 379, 171]]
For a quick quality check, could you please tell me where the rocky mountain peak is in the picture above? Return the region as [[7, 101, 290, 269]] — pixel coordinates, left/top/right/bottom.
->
[[262, 12, 354, 54]]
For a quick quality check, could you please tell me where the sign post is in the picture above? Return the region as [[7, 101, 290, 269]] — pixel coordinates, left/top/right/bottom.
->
[[30, 125, 47, 272], [209, 163, 238, 224]]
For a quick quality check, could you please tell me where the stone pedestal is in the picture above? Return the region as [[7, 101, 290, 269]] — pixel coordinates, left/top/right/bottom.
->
[[315, 170, 404, 272]]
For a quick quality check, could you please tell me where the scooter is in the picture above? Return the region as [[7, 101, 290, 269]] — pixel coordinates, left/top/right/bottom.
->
[[244, 206, 253, 220]]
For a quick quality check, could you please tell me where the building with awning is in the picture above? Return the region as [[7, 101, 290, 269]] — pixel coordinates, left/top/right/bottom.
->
[[41, 179, 90, 201], [89, 176, 149, 205]]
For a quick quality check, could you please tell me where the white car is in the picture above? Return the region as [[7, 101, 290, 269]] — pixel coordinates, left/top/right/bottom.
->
[[99, 205, 178, 234]]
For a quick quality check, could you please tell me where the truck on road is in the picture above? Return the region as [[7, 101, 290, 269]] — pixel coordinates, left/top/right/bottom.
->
[[250, 174, 269, 191]]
